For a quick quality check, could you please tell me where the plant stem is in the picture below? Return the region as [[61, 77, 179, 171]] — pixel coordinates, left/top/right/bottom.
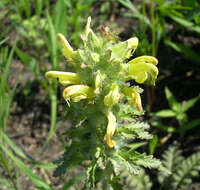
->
[[147, 1, 157, 112], [151, 1, 156, 57], [142, 0, 147, 35]]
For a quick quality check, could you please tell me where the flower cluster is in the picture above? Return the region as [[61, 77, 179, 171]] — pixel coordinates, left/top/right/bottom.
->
[[45, 17, 158, 149]]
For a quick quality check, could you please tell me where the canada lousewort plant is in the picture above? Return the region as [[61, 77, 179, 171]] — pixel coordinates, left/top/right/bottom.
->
[[46, 17, 160, 189]]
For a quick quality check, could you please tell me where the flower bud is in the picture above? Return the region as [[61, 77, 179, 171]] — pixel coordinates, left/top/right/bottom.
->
[[123, 88, 142, 111], [94, 70, 102, 89], [125, 37, 139, 58], [85, 16, 92, 37], [45, 71, 81, 86], [105, 111, 117, 148], [57, 33, 77, 66], [104, 84, 120, 107], [63, 85, 95, 102]]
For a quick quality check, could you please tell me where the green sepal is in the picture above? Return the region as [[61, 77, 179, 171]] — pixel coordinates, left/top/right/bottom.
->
[[111, 41, 128, 61], [87, 31, 102, 52]]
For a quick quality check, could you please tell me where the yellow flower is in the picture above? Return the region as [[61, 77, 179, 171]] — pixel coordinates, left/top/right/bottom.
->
[[111, 37, 139, 61], [45, 71, 81, 86], [127, 56, 159, 84], [104, 83, 120, 107], [57, 33, 77, 67], [123, 88, 143, 111], [125, 37, 139, 58], [105, 111, 117, 148], [128, 55, 158, 65], [63, 85, 95, 102]]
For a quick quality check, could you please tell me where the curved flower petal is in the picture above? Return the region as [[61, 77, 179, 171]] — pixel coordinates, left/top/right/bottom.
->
[[111, 37, 138, 61], [123, 88, 142, 111], [45, 71, 81, 86], [104, 83, 120, 107], [125, 37, 139, 58], [105, 111, 117, 148], [128, 56, 158, 65], [128, 61, 159, 85], [63, 85, 95, 102]]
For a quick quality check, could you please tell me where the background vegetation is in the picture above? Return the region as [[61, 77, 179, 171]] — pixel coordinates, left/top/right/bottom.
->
[[0, 0, 199, 189]]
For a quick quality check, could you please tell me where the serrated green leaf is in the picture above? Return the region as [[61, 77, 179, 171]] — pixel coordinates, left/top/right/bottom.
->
[[132, 152, 161, 169], [86, 162, 97, 188], [119, 122, 152, 140], [172, 152, 200, 190], [120, 168, 152, 190]]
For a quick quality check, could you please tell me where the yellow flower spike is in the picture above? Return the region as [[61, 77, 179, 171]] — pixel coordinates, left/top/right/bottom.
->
[[45, 71, 81, 86], [125, 37, 139, 58], [128, 56, 158, 65], [123, 88, 143, 111], [57, 33, 77, 67], [128, 62, 159, 84], [105, 111, 117, 148], [104, 83, 120, 107], [63, 85, 95, 103]]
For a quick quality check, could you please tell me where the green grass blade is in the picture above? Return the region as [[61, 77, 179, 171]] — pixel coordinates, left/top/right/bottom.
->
[[34, 0, 43, 15], [165, 40, 200, 63], [0, 178, 15, 190], [20, 0, 31, 18], [1, 41, 16, 91], [169, 14, 200, 34], [39, 12, 59, 153], [15, 47, 40, 78], [3, 134, 56, 169], [0, 42, 17, 131], [1, 145, 54, 190], [118, 0, 151, 26], [0, 37, 9, 46], [46, 11, 58, 69], [53, 0, 67, 35]]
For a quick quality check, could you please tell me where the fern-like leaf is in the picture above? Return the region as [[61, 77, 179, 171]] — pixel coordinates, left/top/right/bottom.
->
[[119, 122, 152, 140], [158, 144, 184, 184], [121, 168, 152, 190], [172, 152, 200, 190]]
